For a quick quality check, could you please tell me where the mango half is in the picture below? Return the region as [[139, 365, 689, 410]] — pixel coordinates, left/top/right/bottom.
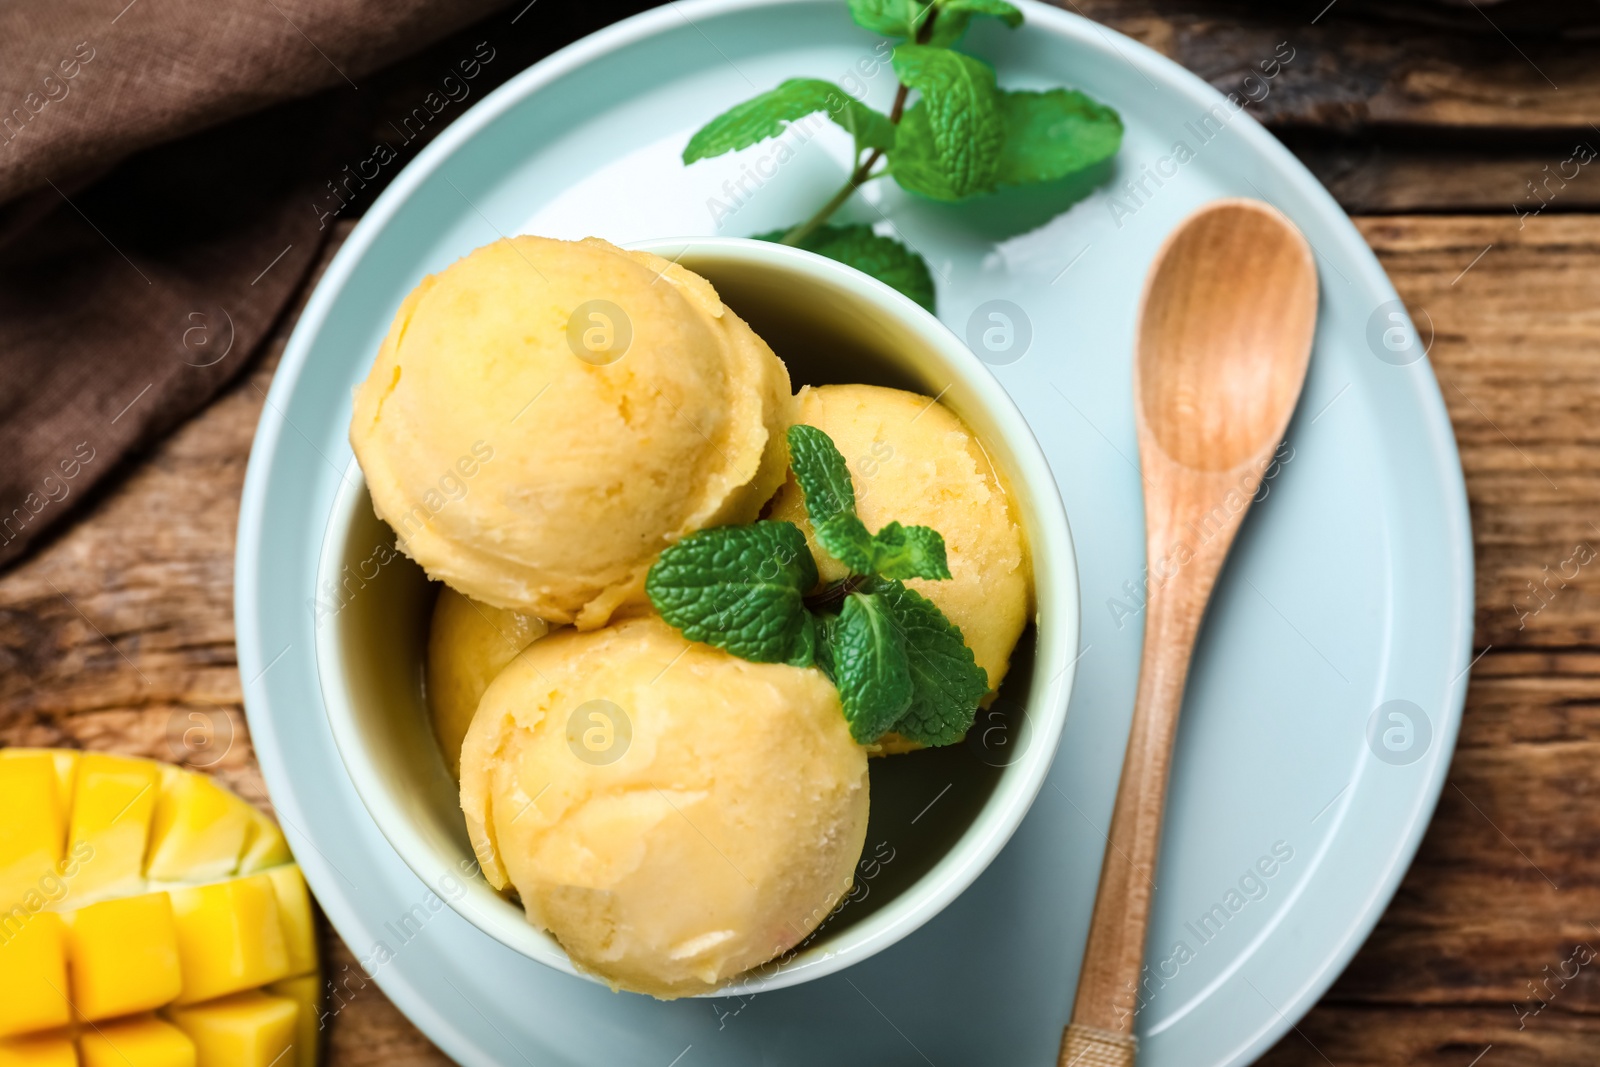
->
[[0, 750, 321, 1067]]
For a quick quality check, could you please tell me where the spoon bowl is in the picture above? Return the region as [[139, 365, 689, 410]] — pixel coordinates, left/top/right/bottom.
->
[[1137, 199, 1318, 472]]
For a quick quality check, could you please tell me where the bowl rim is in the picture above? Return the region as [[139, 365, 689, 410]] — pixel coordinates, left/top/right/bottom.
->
[[315, 233, 1083, 995]]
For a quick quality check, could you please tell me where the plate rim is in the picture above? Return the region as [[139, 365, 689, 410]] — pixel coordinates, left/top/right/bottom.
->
[[234, 1, 1475, 1063]]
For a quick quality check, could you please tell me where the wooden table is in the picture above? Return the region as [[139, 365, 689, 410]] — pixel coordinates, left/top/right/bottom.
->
[[3, 2, 1596, 1063]]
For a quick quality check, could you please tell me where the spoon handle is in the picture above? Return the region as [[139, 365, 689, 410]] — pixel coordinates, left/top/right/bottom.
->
[[1060, 573, 1211, 1066]]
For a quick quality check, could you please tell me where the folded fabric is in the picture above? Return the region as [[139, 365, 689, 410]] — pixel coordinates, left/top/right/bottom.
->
[[0, 0, 507, 569]]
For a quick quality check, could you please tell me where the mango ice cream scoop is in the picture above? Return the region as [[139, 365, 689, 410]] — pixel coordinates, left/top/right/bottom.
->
[[459, 615, 869, 998], [349, 236, 793, 629]]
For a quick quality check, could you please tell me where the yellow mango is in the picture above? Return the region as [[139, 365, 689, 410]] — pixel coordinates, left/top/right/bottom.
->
[[264, 975, 321, 1067], [145, 769, 251, 883], [168, 875, 290, 1005], [0, 912, 70, 1038], [0, 751, 317, 1054], [65, 892, 182, 1021], [163, 992, 295, 1067], [0, 749, 78, 806], [67, 755, 160, 902], [264, 866, 315, 978], [0, 754, 65, 909], [238, 810, 291, 875], [0, 1031, 76, 1067], [79, 1016, 194, 1067], [44, 753, 80, 810]]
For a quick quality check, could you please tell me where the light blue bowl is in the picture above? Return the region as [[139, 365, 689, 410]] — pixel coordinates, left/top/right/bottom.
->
[[313, 234, 1082, 994]]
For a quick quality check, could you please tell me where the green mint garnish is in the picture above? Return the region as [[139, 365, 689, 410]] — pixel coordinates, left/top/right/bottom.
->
[[845, 0, 935, 40], [847, 0, 1018, 44], [644, 521, 819, 667], [754, 225, 935, 312], [936, 0, 1023, 29], [815, 514, 951, 582], [682, 78, 895, 164], [813, 513, 876, 574], [786, 424, 856, 526], [646, 424, 989, 747], [994, 89, 1123, 187], [864, 520, 952, 580], [826, 591, 914, 743], [682, 0, 1120, 311], [888, 45, 1005, 202], [791, 425, 951, 582], [867, 576, 989, 746]]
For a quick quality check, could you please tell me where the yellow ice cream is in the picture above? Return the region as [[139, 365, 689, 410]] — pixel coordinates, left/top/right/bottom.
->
[[459, 615, 869, 998], [768, 383, 1031, 704], [350, 236, 793, 629], [425, 587, 550, 779]]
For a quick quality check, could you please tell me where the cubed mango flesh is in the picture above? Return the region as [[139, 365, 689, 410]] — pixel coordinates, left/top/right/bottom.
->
[[0, 750, 315, 1063], [0, 1031, 76, 1067], [79, 1016, 195, 1067], [168, 875, 290, 1005], [43, 753, 80, 811], [0, 912, 70, 1038], [264, 975, 320, 1067], [265, 866, 315, 978], [163, 992, 296, 1067], [65, 892, 182, 1021], [0, 754, 65, 909], [238, 810, 291, 875], [146, 770, 252, 883], [0, 748, 78, 809], [67, 755, 160, 902]]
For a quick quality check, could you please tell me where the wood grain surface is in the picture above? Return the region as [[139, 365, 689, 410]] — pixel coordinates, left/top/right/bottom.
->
[[2, 1, 1597, 1064]]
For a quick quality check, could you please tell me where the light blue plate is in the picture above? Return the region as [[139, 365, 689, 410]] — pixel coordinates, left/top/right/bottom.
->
[[235, 2, 1473, 1064]]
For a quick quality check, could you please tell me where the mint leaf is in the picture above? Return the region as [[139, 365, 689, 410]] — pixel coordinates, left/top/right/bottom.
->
[[846, 0, 934, 38], [815, 513, 877, 574], [814, 611, 839, 681], [995, 89, 1123, 187], [925, 11, 971, 47], [846, 0, 976, 44], [756, 225, 935, 311], [868, 521, 951, 580], [827, 592, 914, 743], [816, 515, 952, 582], [889, 45, 1004, 201], [645, 521, 819, 664], [683, 79, 894, 163], [937, 0, 1023, 28], [868, 577, 988, 745], [834, 100, 897, 154], [786, 424, 857, 526], [787, 610, 820, 668]]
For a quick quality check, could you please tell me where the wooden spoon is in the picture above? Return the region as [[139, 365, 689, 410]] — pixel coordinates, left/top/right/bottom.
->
[[1060, 199, 1317, 1066]]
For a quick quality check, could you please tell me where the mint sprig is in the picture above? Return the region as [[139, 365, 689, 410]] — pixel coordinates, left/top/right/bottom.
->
[[684, 78, 895, 163], [645, 424, 989, 747], [847, 0, 1021, 45], [815, 514, 951, 582], [889, 45, 1004, 201], [644, 521, 819, 667], [866, 576, 988, 745], [995, 89, 1124, 187], [829, 591, 914, 742], [791, 425, 951, 582], [817, 577, 987, 746], [786, 423, 856, 526], [752, 225, 935, 311], [682, 0, 1120, 311]]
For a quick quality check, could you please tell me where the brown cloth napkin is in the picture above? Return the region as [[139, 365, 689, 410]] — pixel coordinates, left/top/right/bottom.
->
[[0, 0, 509, 569]]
